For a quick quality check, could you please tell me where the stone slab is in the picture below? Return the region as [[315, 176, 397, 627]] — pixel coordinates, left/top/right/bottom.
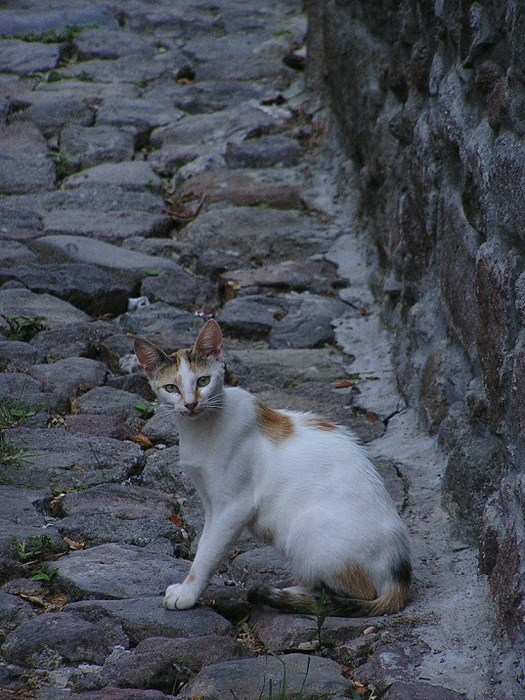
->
[[177, 653, 350, 700], [0, 288, 89, 330], [0, 428, 144, 490], [65, 593, 234, 642], [32, 235, 180, 276], [176, 205, 339, 262]]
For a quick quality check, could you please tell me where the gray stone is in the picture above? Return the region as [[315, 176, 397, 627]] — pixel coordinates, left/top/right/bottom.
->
[[0, 263, 130, 316], [0, 340, 39, 371], [218, 295, 288, 339], [150, 103, 291, 150], [140, 267, 219, 312], [439, 403, 508, 540], [219, 293, 348, 347], [175, 169, 303, 210], [27, 356, 107, 400], [65, 593, 234, 641], [227, 546, 289, 590], [0, 591, 37, 640], [97, 97, 183, 133], [63, 161, 163, 193], [0, 428, 144, 490], [29, 320, 116, 363], [63, 414, 135, 441], [14, 96, 94, 139], [250, 607, 371, 652], [0, 4, 119, 38], [74, 29, 155, 61], [0, 371, 66, 416], [55, 482, 176, 520], [60, 125, 135, 169], [11, 183, 162, 215], [147, 80, 266, 115], [141, 447, 195, 499], [0, 122, 56, 193], [175, 205, 339, 262], [0, 240, 38, 267], [177, 653, 350, 700], [0, 485, 56, 582], [220, 259, 341, 296], [0, 40, 60, 75], [72, 689, 165, 700], [2, 612, 126, 669], [269, 295, 349, 349], [72, 634, 255, 694], [141, 411, 179, 447], [51, 544, 189, 601], [61, 54, 175, 85], [116, 302, 204, 350], [227, 348, 346, 387], [0, 288, 89, 330], [0, 152, 56, 195], [225, 136, 303, 168], [386, 681, 466, 700], [71, 385, 150, 432], [0, 203, 43, 238], [42, 209, 172, 242], [32, 236, 180, 278]]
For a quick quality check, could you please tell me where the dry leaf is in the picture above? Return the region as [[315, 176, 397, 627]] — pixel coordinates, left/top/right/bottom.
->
[[63, 536, 84, 551], [170, 513, 185, 528], [334, 379, 355, 389], [131, 434, 155, 449]]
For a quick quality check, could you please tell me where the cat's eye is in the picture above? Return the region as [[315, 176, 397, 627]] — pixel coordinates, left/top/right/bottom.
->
[[163, 383, 179, 393], [197, 375, 211, 388]]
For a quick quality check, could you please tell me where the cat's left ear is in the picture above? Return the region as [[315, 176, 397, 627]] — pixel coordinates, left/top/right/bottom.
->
[[134, 338, 168, 379], [194, 319, 224, 361]]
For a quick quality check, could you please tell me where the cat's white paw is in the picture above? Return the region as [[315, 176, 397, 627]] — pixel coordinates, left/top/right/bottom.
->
[[164, 583, 198, 610]]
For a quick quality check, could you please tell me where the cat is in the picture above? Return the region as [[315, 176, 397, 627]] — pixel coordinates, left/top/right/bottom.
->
[[135, 319, 411, 616]]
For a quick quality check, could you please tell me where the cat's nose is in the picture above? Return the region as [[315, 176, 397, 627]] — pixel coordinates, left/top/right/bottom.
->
[[185, 401, 197, 413]]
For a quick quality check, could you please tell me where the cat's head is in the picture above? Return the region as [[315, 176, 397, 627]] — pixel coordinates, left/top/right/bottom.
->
[[134, 319, 225, 418]]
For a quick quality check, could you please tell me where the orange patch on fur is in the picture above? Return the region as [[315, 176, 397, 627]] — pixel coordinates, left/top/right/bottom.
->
[[306, 416, 339, 432], [256, 402, 294, 445], [369, 585, 409, 615], [333, 563, 378, 601]]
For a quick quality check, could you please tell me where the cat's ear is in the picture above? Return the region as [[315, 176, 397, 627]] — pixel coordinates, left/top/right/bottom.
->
[[193, 319, 224, 361], [134, 339, 167, 379]]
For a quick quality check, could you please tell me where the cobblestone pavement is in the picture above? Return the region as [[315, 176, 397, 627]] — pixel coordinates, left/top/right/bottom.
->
[[0, 2, 521, 698]]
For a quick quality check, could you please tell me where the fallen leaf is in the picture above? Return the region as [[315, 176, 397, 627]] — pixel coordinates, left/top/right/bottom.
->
[[131, 434, 155, 449], [334, 379, 355, 389], [229, 549, 244, 561], [170, 513, 185, 528], [19, 592, 67, 612]]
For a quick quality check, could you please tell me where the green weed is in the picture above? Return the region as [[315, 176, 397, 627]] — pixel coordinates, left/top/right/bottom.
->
[[0, 430, 30, 466], [0, 399, 41, 429], [31, 563, 58, 585], [302, 588, 335, 650], [46, 150, 82, 179], [3, 24, 94, 44], [1, 315, 48, 342], [16, 534, 56, 563]]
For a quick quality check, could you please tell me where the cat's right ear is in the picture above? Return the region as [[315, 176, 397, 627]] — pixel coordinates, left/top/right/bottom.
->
[[134, 339, 167, 379]]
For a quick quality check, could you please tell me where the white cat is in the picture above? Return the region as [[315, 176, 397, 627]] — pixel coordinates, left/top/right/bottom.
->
[[135, 319, 411, 616]]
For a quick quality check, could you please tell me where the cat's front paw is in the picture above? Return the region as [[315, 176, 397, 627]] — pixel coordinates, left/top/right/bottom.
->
[[164, 582, 199, 610]]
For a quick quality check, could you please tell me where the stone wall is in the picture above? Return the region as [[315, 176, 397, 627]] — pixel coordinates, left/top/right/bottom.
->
[[307, 0, 525, 638]]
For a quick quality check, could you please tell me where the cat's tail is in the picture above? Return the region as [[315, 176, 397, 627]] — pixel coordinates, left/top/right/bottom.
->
[[248, 583, 409, 617], [248, 558, 412, 617]]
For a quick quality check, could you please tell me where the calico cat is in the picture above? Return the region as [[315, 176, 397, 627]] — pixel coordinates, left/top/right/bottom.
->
[[135, 319, 411, 616]]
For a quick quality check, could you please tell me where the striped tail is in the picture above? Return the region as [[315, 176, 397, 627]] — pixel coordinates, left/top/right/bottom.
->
[[248, 557, 412, 617]]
